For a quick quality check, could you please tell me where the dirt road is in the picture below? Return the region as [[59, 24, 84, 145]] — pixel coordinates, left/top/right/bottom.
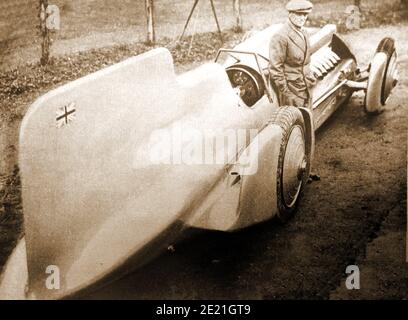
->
[[0, 24, 407, 299]]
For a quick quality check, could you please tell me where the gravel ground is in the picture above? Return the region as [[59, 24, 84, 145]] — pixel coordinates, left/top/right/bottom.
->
[[331, 197, 407, 299]]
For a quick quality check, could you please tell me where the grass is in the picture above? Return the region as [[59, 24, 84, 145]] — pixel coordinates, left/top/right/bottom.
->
[[1, 0, 406, 70]]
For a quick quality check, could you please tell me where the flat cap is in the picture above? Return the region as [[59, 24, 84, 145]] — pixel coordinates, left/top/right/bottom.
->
[[286, 0, 313, 13]]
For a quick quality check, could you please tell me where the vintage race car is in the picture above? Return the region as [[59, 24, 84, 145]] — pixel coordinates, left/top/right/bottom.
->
[[0, 24, 398, 299]]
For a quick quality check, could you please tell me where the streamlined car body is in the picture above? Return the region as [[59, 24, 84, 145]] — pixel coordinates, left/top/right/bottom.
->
[[0, 24, 398, 299]]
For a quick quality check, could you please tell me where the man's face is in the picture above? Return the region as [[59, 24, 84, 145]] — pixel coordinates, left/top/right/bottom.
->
[[289, 12, 309, 28]]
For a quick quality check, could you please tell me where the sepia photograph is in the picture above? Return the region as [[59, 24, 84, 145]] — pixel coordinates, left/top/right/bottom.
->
[[0, 0, 407, 302]]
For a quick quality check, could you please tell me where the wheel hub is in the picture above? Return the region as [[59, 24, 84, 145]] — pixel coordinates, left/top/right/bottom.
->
[[282, 125, 306, 208]]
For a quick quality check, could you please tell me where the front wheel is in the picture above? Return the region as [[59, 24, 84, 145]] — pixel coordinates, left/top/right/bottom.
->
[[364, 37, 398, 114], [268, 106, 310, 222]]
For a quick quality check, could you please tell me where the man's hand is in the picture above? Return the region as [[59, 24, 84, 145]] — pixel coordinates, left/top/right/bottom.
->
[[306, 71, 318, 87]]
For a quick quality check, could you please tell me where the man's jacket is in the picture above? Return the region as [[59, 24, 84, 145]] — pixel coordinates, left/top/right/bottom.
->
[[269, 21, 316, 105]]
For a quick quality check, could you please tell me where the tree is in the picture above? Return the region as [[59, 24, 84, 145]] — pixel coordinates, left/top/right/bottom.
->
[[233, 0, 243, 32], [39, 0, 50, 65], [145, 0, 156, 45]]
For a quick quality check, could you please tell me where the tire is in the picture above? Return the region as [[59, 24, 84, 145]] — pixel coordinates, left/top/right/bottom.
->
[[364, 37, 398, 114], [377, 38, 398, 105], [268, 106, 309, 222]]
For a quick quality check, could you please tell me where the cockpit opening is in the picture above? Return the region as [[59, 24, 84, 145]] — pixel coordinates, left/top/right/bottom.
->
[[225, 65, 265, 107]]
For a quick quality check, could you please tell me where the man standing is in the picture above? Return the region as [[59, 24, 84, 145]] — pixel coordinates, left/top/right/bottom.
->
[[270, 0, 320, 182], [269, 0, 316, 108]]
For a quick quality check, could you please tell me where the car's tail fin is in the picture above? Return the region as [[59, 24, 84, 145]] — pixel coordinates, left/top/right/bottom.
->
[[18, 48, 189, 298], [11, 47, 243, 299]]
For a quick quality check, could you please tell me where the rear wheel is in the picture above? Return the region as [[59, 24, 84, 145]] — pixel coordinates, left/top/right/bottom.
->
[[269, 106, 309, 222]]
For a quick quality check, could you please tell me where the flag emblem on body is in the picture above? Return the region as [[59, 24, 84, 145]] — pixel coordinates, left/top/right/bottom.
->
[[56, 102, 76, 128]]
